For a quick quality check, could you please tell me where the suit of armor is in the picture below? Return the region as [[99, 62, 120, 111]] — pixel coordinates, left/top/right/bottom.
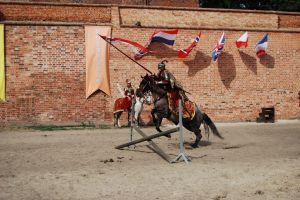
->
[[124, 85, 134, 99], [156, 69, 176, 91], [155, 60, 189, 102]]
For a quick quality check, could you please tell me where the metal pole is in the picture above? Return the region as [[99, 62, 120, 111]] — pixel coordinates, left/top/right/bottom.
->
[[172, 100, 191, 164], [129, 97, 135, 149], [178, 99, 184, 153]]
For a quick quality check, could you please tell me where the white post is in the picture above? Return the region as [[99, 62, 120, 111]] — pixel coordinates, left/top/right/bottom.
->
[[129, 97, 135, 149], [172, 100, 190, 164]]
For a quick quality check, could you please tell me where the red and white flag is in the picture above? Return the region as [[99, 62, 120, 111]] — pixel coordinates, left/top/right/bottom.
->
[[100, 36, 149, 53], [236, 32, 248, 48], [178, 32, 201, 58]]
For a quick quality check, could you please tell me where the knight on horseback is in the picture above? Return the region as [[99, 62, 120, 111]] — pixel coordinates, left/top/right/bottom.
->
[[154, 60, 191, 118], [124, 79, 135, 100], [113, 79, 135, 127]]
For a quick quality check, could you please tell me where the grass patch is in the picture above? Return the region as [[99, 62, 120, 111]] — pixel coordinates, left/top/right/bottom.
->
[[26, 122, 112, 131], [98, 124, 111, 129]]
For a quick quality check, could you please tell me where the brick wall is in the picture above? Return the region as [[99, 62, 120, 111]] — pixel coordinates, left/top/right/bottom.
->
[[2, 26, 113, 125], [147, 0, 198, 7], [279, 14, 300, 28], [110, 28, 300, 123], [0, 3, 111, 23], [119, 7, 278, 29], [4, 0, 199, 7], [0, 3, 300, 126]]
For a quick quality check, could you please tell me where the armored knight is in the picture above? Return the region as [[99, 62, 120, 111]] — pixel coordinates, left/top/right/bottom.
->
[[124, 79, 135, 99], [155, 60, 189, 101]]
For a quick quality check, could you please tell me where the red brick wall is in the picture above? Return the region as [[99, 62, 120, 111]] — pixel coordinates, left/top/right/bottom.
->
[[0, 3, 111, 23], [119, 7, 278, 29], [147, 0, 198, 7], [2, 26, 113, 125], [279, 15, 300, 28], [1, 3, 300, 126], [4, 0, 199, 7], [110, 28, 300, 123]]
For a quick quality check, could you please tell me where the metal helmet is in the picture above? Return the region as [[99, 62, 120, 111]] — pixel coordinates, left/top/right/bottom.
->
[[158, 60, 168, 70], [126, 79, 131, 86]]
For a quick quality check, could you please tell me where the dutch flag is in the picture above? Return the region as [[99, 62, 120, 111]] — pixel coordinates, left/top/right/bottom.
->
[[150, 29, 178, 45], [212, 32, 225, 61], [255, 34, 268, 57], [134, 29, 178, 60]]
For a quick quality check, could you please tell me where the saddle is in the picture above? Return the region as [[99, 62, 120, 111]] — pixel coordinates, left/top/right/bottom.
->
[[167, 91, 196, 120]]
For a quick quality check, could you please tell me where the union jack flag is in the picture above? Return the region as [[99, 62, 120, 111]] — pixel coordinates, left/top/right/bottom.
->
[[212, 32, 225, 61]]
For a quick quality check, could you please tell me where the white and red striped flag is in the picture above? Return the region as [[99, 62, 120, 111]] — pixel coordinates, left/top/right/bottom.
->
[[178, 32, 201, 58], [100, 36, 149, 53], [236, 32, 248, 48]]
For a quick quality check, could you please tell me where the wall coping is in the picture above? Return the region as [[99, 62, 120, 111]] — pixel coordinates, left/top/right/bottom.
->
[[0, 1, 112, 7], [2, 20, 300, 33], [120, 24, 300, 33], [119, 5, 300, 16], [1, 1, 299, 16], [1, 20, 112, 26]]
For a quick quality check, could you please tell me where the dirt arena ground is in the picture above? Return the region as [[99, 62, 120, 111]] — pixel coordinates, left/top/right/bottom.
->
[[0, 121, 299, 200]]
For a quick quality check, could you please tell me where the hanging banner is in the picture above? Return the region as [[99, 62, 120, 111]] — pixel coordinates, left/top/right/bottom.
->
[[85, 26, 111, 98], [0, 24, 5, 101]]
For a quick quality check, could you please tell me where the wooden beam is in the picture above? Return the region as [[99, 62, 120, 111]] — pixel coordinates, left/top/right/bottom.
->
[[115, 127, 179, 149], [133, 125, 172, 163]]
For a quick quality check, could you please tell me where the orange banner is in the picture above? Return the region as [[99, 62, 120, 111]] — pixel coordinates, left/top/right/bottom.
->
[[85, 26, 111, 98]]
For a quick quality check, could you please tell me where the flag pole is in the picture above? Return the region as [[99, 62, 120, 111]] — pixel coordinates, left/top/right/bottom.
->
[[98, 34, 153, 75]]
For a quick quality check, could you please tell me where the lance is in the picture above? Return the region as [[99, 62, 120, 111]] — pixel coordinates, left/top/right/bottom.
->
[[98, 34, 153, 75]]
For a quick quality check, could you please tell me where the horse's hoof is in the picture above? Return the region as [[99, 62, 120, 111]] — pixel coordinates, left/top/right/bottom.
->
[[156, 127, 162, 132], [191, 143, 199, 148]]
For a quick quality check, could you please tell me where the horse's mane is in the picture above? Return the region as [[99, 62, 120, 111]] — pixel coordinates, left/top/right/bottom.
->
[[135, 88, 143, 98], [141, 74, 166, 96]]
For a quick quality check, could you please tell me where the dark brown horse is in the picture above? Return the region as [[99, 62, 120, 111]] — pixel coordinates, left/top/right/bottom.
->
[[139, 74, 223, 148]]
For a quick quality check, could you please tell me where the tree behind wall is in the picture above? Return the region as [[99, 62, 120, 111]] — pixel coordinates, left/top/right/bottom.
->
[[201, 0, 300, 12]]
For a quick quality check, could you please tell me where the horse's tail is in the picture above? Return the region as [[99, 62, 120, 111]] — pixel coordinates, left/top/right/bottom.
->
[[203, 113, 224, 139]]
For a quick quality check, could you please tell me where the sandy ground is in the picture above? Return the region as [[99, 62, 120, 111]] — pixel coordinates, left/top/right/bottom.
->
[[0, 121, 299, 200]]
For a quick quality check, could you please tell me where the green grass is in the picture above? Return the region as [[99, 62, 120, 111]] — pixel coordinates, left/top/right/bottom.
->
[[26, 123, 112, 131]]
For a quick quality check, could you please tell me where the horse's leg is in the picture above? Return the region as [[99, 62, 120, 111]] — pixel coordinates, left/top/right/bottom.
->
[[151, 109, 165, 133], [134, 101, 142, 126], [127, 109, 131, 127], [113, 113, 117, 127], [136, 106, 143, 126], [118, 112, 123, 128], [191, 129, 202, 148], [114, 111, 122, 128], [151, 109, 157, 126], [203, 121, 210, 141]]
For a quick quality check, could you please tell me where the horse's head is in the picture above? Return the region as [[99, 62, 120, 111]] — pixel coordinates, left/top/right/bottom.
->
[[144, 91, 152, 105], [139, 74, 155, 94], [135, 88, 152, 105]]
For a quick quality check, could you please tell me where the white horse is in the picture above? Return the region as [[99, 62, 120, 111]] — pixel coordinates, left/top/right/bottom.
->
[[114, 89, 152, 128], [133, 90, 152, 126]]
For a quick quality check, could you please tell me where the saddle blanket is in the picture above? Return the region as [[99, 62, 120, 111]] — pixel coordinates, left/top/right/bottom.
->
[[114, 97, 132, 113], [167, 92, 196, 120]]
